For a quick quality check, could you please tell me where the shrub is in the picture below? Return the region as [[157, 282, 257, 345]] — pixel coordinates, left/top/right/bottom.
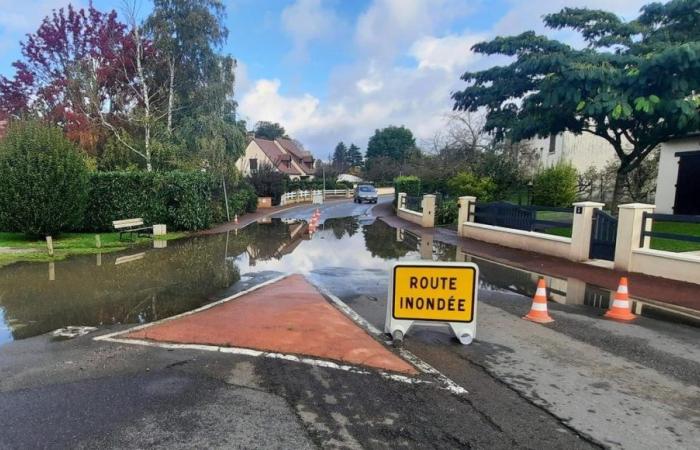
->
[[227, 181, 258, 216], [436, 199, 459, 225], [246, 164, 287, 205], [533, 164, 578, 207], [394, 175, 421, 206], [0, 121, 89, 235], [84, 171, 214, 231], [446, 172, 496, 202]]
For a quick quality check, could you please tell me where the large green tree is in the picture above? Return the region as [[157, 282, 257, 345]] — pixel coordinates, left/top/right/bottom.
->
[[254, 121, 287, 140], [346, 143, 363, 168], [452, 0, 700, 211], [332, 141, 348, 171], [365, 126, 417, 164]]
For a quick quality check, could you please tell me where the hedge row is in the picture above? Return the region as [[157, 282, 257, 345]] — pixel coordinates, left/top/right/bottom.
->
[[393, 175, 422, 206], [85, 172, 257, 232]]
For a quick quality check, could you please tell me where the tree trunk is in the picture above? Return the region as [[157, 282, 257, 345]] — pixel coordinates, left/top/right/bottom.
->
[[610, 166, 627, 214], [167, 57, 175, 136]]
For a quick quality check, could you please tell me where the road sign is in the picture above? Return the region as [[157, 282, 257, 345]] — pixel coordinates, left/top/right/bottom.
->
[[385, 261, 479, 345]]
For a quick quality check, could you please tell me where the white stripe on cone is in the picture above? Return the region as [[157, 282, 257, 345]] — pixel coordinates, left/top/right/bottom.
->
[[531, 302, 548, 311], [618, 285, 628, 294], [612, 299, 630, 308], [535, 287, 547, 297]]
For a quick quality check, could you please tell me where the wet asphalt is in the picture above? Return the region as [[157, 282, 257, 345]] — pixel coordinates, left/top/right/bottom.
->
[[1, 197, 698, 449]]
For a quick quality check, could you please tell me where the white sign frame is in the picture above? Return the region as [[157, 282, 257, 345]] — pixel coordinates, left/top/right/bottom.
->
[[384, 260, 479, 345]]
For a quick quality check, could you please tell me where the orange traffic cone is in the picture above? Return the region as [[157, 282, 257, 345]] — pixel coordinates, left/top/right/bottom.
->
[[523, 278, 554, 324], [605, 277, 636, 321]]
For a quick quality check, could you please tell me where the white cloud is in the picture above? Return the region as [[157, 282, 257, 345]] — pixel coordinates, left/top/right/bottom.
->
[[410, 33, 485, 72], [238, 0, 652, 157], [281, 0, 341, 61]]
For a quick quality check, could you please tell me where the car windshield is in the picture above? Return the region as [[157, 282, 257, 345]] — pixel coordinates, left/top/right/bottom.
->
[[359, 186, 375, 192]]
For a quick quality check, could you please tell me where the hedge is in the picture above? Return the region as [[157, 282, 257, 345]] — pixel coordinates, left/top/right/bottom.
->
[[393, 175, 421, 206], [84, 171, 215, 232], [0, 121, 89, 236]]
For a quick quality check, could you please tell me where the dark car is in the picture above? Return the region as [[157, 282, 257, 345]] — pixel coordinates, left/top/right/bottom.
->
[[354, 184, 378, 203]]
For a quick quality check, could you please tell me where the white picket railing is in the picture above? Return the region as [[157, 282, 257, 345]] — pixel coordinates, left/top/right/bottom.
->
[[280, 189, 352, 206]]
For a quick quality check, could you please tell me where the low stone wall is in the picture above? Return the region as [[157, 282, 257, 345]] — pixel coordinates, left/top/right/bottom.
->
[[461, 222, 572, 260], [631, 248, 700, 284], [397, 207, 423, 226], [377, 187, 395, 196]]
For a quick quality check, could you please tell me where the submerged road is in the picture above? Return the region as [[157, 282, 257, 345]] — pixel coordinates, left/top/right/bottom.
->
[[1, 196, 698, 449]]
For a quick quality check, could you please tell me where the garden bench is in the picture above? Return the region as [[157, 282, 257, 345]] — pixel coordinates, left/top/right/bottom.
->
[[113, 218, 153, 241]]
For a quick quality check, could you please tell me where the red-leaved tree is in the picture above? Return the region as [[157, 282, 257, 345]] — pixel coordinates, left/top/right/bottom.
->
[[0, 3, 136, 153]]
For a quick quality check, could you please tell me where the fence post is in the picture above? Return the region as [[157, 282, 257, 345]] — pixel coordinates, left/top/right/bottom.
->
[[397, 192, 407, 210], [421, 194, 436, 228], [569, 201, 604, 262], [457, 196, 477, 237], [614, 203, 655, 271]]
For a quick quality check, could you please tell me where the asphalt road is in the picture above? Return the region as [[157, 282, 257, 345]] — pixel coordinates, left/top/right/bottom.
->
[[1, 196, 698, 449]]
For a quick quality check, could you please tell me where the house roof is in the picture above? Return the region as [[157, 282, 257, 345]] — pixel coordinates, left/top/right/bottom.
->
[[253, 138, 301, 175], [276, 138, 315, 174]]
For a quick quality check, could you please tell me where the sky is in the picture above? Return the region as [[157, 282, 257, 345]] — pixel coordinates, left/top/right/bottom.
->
[[0, 0, 650, 158]]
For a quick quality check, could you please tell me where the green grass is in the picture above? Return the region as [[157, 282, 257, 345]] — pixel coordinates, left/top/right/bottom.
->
[[650, 221, 700, 253], [0, 231, 187, 267], [544, 227, 573, 238]]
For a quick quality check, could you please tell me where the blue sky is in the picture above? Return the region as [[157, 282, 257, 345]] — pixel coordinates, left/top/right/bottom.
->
[[0, 0, 649, 157]]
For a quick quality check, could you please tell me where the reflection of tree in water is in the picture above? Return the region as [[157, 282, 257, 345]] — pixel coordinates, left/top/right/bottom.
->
[[362, 220, 415, 259], [470, 256, 537, 297], [0, 234, 239, 340], [433, 240, 457, 261], [324, 217, 360, 240]]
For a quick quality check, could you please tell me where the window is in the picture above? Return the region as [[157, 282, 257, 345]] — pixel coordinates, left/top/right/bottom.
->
[[548, 135, 557, 154], [249, 158, 258, 171]]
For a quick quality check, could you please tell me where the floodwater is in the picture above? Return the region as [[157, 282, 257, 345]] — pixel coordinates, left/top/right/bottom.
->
[[0, 217, 696, 347]]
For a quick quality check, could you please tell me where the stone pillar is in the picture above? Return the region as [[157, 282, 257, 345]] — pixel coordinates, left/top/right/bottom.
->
[[569, 201, 604, 262], [457, 196, 477, 237], [614, 203, 655, 271], [420, 235, 433, 260], [421, 194, 436, 228], [397, 192, 407, 210]]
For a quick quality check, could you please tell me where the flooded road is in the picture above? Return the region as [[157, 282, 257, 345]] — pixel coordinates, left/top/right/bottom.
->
[[1, 202, 695, 346], [1, 198, 699, 449]]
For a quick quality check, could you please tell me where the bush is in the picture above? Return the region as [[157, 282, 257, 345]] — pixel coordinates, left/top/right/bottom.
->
[[0, 121, 89, 235], [436, 199, 459, 225], [84, 171, 214, 231], [227, 181, 258, 216], [533, 164, 578, 207], [246, 164, 287, 205], [446, 172, 496, 202], [394, 175, 421, 206]]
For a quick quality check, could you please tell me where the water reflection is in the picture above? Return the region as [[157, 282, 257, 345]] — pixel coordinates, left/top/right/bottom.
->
[[0, 217, 695, 347]]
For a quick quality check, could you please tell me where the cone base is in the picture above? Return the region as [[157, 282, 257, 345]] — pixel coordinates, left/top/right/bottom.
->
[[604, 310, 636, 321], [523, 313, 554, 324]]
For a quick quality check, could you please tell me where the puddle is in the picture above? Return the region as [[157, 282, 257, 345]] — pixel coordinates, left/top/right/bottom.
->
[[0, 217, 696, 347]]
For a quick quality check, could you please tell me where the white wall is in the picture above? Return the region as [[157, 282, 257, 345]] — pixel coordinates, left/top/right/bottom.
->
[[236, 141, 272, 175], [654, 136, 700, 214], [525, 131, 621, 173]]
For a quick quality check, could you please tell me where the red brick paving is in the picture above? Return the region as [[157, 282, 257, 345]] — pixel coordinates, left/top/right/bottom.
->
[[126, 274, 417, 375]]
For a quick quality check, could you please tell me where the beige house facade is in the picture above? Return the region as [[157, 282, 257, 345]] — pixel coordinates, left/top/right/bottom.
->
[[236, 138, 315, 181], [524, 131, 623, 174]]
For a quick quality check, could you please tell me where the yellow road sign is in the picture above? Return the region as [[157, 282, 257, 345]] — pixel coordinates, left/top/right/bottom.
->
[[392, 264, 476, 323]]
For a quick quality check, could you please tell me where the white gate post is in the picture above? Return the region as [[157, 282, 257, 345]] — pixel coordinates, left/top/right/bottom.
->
[[569, 201, 604, 262]]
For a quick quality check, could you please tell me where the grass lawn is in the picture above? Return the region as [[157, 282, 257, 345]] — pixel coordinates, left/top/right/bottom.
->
[[650, 221, 700, 253], [544, 226, 573, 238], [0, 231, 187, 267]]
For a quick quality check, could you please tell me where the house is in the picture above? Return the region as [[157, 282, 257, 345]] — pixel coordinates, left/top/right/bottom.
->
[[523, 131, 622, 175], [236, 137, 315, 180], [654, 133, 700, 214]]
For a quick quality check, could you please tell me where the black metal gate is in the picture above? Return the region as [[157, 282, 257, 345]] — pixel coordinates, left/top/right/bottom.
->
[[589, 209, 617, 261]]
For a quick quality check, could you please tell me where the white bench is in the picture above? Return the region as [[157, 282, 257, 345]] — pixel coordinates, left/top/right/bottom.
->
[[113, 218, 153, 241]]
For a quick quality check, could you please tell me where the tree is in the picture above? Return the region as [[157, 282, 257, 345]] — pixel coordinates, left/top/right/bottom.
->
[[365, 125, 417, 164], [452, 0, 700, 212], [346, 143, 363, 168], [254, 121, 287, 140], [532, 164, 578, 207], [0, 4, 135, 154], [332, 142, 348, 171]]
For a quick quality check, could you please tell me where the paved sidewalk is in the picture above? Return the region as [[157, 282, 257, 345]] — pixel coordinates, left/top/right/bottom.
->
[[125, 275, 416, 374], [375, 202, 700, 313]]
